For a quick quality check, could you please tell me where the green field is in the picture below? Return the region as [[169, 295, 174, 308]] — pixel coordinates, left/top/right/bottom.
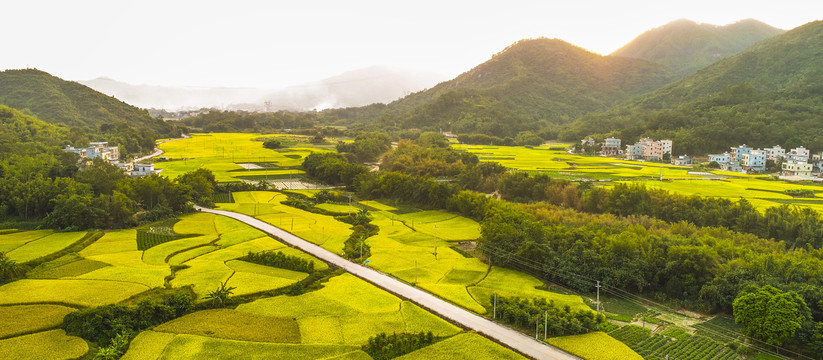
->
[[3, 231, 87, 263], [547, 332, 642, 360], [154, 133, 331, 182], [0, 329, 88, 360], [0, 304, 76, 339], [395, 332, 526, 360], [454, 144, 823, 212], [154, 309, 301, 343], [237, 273, 462, 345], [218, 192, 592, 316], [453, 144, 699, 180]]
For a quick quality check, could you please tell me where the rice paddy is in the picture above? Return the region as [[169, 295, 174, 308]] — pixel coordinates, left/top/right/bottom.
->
[[547, 332, 643, 360], [0, 329, 88, 360], [0, 304, 76, 339], [153, 309, 301, 343], [395, 332, 527, 360], [236, 273, 462, 345], [154, 133, 331, 182], [3, 231, 87, 263]]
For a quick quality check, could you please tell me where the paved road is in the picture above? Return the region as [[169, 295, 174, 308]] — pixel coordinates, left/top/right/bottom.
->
[[196, 206, 580, 360], [133, 134, 191, 163]]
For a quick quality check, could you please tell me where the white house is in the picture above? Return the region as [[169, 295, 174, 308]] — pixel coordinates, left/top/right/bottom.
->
[[625, 143, 644, 160], [730, 144, 753, 162], [672, 155, 692, 166], [782, 160, 813, 178], [601, 137, 621, 156], [741, 149, 767, 172], [763, 145, 785, 161], [788, 146, 810, 162], [708, 152, 731, 165], [131, 163, 156, 176]]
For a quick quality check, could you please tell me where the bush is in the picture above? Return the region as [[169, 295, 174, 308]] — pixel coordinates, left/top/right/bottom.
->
[[63, 290, 193, 345], [239, 251, 316, 273], [0, 252, 25, 283], [263, 139, 282, 149], [363, 332, 436, 360]]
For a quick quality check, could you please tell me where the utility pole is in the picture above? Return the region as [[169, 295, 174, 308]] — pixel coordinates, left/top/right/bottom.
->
[[348, 194, 352, 216], [414, 260, 417, 285], [433, 225, 438, 259], [536, 319, 539, 340], [493, 292, 497, 319], [544, 311, 548, 340], [596, 280, 602, 330], [291, 218, 294, 232], [359, 235, 363, 262]]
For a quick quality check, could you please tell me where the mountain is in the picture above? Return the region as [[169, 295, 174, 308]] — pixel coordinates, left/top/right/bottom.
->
[[0, 104, 68, 157], [0, 69, 180, 154], [374, 38, 673, 137], [563, 20, 823, 155], [80, 66, 445, 112], [79, 77, 272, 111], [260, 66, 446, 111], [611, 19, 784, 78]]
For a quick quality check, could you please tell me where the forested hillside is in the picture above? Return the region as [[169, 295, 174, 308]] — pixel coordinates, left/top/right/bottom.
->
[[612, 19, 783, 78], [378, 38, 672, 137], [0, 69, 181, 154], [563, 20, 823, 155]]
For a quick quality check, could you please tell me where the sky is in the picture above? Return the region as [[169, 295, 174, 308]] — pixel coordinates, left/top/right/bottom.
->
[[2, 0, 821, 89]]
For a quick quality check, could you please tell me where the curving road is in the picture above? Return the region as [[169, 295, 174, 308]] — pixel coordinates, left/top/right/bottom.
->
[[196, 206, 580, 360]]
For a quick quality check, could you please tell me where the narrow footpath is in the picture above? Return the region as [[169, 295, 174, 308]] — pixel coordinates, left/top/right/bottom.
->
[[196, 206, 580, 360]]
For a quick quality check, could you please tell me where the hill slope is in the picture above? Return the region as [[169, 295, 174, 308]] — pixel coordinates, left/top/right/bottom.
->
[[564, 20, 823, 155], [612, 19, 784, 78], [376, 38, 673, 137], [0, 104, 68, 157], [0, 69, 180, 154]]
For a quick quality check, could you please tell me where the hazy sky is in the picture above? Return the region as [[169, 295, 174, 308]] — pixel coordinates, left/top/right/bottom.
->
[[2, 0, 821, 88]]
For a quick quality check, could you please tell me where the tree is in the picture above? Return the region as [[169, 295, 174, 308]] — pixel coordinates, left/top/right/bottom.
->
[[262, 139, 281, 149], [733, 285, 810, 346], [203, 280, 236, 308]]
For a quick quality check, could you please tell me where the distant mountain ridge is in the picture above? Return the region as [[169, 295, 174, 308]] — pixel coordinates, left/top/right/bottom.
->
[[0, 69, 179, 154], [612, 19, 784, 78], [80, 66, 446, 111], [563, 20, 823, 155]]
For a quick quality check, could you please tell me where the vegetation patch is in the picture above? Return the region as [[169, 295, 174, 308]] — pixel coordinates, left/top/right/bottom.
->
[[5, 231, 87, 263], [154, 309, 300, 343], [26, 254, 109, 279], [238, 250, 316, 273], [0, 304, 76, 339], [547, 332, 642, 360], [0, 279, 149, 307], [394, 332, 526, 360], [0, 230, 52, 253], [157, 334, 363, 360], [0, 329, 88, 360], [362, 332, 437, 360], [120, 331, 176, 360]]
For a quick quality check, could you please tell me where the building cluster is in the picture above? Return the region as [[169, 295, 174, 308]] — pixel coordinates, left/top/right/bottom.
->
[[64, 142, 156, 176], [709, 144, 821, 178], [581, 137, 682, 163]]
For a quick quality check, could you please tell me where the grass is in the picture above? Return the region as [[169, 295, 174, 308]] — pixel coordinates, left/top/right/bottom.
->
[[547, 332, 642, 360], [121, 331, 177, 360], [154, 133, 330, 182], [154, 309, 301, 343], [0, 304, 76, 339], [0, 279, 149, 307], [0, 329, 88, 360], [360, 200, 398, 211], [0, 229, 52, 253], [395, 332, 527, 360], [694, 315, 743, 339], [237, 273, 461, 345], [78, 229, 138, 256], [468, 266, 592, 314], [26, 254, 110, 279], [5, 232, 87, 263], [155, 334, 365, 360]]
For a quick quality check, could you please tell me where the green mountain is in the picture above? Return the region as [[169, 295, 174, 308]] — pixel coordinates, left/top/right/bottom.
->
[[563, 20, 823, 155], [612, 19, 784, 78], [371, 38, 673, 137], [0, 104, 68, 157], [0, 69, 180, 154]]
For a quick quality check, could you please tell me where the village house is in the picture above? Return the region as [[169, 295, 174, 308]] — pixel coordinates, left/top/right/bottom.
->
[[788, 146, 810, 162], [672, 155, 692, 166], [763, 145, 785, 161], [601, 137, 621, 156], [741, 149, 767, 172], [782, 160, 814, 178]]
